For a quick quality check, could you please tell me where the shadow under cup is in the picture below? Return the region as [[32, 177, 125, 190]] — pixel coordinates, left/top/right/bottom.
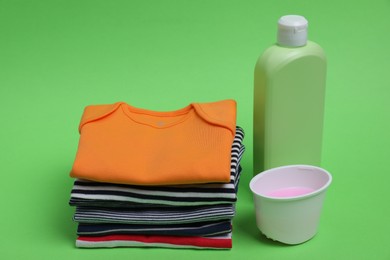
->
[[249, 165, 332, 245]]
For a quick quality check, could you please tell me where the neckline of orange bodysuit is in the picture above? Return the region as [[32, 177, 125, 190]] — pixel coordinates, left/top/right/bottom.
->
[[120, 102, 195, 129]]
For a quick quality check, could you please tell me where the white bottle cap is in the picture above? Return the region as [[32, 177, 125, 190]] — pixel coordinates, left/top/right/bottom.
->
[[277, 15, 308, 47]]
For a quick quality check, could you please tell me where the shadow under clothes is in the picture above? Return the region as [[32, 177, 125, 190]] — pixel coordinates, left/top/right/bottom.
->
[[47, 165, 77, 244]]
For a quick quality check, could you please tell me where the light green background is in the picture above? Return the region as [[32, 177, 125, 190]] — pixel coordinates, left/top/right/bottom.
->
[[1, 0, 389, 259]]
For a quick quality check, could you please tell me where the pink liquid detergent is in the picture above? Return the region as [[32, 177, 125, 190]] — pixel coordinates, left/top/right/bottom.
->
[[266, 187, 315, 198]]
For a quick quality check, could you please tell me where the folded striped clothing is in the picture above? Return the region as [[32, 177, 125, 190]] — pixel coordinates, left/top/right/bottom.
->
[[76, 233, 232, 249], [70, 166, 242, 208], [77, 220, 231, 237], [74, 204, 235, 225], [69, 127, 245, 208]]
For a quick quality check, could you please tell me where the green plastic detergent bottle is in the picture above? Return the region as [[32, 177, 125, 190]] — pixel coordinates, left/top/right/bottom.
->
[[253, 15, 327, 175]]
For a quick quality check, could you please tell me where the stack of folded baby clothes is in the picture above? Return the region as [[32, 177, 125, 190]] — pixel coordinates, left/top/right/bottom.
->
[[68, 100, 245, 249]]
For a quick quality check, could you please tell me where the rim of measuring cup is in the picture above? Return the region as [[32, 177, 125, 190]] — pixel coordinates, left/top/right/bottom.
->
[[249, 164, 333, 201]]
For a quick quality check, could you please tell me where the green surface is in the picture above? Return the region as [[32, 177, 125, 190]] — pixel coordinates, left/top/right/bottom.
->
[[1, 0, 389, 259]]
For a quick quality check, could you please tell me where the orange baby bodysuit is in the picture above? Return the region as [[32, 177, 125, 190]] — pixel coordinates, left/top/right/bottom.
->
[[70, 100, 236, 185]]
